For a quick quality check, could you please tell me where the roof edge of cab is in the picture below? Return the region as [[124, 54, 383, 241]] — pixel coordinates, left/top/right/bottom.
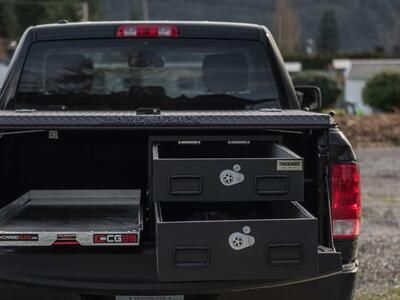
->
[[32, 21, 264, 41]]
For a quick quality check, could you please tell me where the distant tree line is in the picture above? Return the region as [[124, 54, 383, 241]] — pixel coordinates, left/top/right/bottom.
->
[[2, 0, 398, 60], [274, 0, 400, 62], [0, 0, 101, 40], [272, 0, 341, 56]]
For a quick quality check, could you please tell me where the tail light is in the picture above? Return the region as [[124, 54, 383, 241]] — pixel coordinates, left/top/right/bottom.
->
[[331, 163, 362, 240], [116, 25, 179, 38]]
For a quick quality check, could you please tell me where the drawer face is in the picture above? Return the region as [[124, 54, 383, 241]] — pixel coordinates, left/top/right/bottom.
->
[[152, 158, 304, 202], [156, 203, 318, 282]]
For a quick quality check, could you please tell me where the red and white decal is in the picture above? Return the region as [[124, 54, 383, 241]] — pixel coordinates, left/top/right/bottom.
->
[[93, 233, 138, 244]]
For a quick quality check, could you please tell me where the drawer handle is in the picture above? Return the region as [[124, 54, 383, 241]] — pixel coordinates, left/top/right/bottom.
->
[[267, 243, 303, 265], [255, 175, 288, 195], [169, 176, 202, 195], [175, 247, 209, 267]]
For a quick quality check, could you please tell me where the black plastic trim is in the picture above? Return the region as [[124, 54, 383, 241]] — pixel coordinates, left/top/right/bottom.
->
[[0, 247, 348, 294]]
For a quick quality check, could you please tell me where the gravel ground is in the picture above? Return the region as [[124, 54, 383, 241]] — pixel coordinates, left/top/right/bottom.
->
[[355, 147, 400, 299]]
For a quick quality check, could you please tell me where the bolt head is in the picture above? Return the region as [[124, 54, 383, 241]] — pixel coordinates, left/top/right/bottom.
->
[[242, 226, 251, 234]]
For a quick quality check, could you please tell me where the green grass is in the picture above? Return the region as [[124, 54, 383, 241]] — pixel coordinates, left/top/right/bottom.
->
[[362, 193, 400, 204], [356, 287, 400, 300]]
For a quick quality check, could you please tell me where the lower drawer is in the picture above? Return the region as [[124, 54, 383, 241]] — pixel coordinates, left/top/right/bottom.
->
[[155, 201, 318, 282]]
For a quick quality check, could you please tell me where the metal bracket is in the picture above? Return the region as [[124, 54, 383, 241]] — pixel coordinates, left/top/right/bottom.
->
[[0, 130, 46, 138]]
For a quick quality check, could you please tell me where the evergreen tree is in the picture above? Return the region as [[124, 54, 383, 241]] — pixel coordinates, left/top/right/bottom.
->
[[0, 2, 18, 39], [43, 0, 82, 23], [317, 10, 340, 54], [14, 2, 48, 35], [87, 0, 102, 21]]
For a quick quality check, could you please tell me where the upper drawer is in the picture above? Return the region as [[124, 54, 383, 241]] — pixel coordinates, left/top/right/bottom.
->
[[151, 138, 304, 202]]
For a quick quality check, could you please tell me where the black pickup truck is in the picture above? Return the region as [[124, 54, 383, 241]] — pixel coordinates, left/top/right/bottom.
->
[[0, 22, 361, 300]]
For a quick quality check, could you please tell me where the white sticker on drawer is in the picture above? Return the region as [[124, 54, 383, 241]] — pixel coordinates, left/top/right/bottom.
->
[[277, 160, 303, 171]]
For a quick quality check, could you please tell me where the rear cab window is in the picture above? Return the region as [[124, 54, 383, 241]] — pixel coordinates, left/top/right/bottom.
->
[[15, 38, 281, 110]]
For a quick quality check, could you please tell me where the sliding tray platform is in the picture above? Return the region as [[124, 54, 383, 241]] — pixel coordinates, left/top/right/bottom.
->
[[0, 190, 142, 246]]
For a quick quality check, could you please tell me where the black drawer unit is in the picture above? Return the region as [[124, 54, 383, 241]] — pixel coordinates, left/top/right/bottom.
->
[[151, 137, 304, 202], [155, 201, 318, 281]]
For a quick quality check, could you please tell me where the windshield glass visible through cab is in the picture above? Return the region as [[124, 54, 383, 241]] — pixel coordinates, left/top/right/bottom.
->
[[15, 39, 281, 110]]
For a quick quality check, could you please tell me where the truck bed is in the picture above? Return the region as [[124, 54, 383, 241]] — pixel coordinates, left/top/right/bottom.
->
[[0, 190, 141, 246]]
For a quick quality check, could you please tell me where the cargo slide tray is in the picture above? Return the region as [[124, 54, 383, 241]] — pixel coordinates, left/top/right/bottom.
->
[[0, 190, 141, 246]]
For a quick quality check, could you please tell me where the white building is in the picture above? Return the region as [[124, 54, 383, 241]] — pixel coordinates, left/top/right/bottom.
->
[[285, 62, 302, 74], [333, 59, 400, 114]]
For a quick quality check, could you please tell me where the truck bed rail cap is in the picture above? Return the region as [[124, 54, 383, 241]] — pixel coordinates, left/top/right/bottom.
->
[[0, 110, 333, 129]]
